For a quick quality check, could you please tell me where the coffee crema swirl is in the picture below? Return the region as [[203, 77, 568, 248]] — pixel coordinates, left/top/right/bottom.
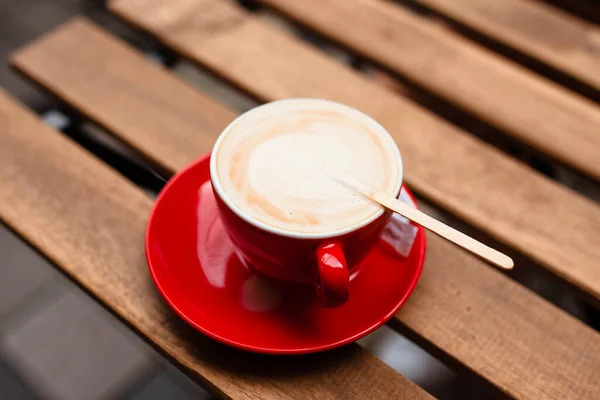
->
[[214, 99, 402, 235]]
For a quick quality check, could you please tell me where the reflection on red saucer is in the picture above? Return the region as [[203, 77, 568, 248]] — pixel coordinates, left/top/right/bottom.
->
[[146, 154, 425, 354]]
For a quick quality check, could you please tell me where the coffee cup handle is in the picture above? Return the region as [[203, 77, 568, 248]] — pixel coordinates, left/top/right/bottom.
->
[[315, 242, 350, 307]]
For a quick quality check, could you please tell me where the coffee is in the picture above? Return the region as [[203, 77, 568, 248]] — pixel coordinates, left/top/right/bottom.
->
[[212, 99, 402, 236]]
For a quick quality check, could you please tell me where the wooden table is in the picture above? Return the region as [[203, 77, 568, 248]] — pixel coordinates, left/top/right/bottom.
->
[[2, 0, 600, 398]]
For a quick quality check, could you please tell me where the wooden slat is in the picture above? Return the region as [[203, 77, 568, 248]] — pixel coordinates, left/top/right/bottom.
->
[[0, 90, 434, 400], [107, 0, 600, 303], [411, 0, 600, 95], [12, 18, 600, 400], [261, 0, 600, 183]]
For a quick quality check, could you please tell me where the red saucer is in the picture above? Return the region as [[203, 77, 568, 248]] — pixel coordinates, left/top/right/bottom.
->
[[146, 154, 425, 354]]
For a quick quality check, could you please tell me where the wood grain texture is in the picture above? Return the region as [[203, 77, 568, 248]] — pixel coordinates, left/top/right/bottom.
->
[[106, 0, 600, 302], [412, 0, 600, 94], [12, 18, 600, 399], [0, 90, 433, 400], [261, 0, 600, 182]]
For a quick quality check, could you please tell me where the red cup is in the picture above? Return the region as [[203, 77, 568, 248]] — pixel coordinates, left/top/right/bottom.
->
[[210, 99, 403, 307]]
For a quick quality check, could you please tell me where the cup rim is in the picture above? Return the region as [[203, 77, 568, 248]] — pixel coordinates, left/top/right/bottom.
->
[[209, 98, 403, 239]]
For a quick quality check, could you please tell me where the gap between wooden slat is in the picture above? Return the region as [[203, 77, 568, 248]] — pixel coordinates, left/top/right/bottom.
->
[[406, 0, 600, 101], [11, 17, 600, 399], [413, 193, 600, 328], [541, 0, 600, 25]]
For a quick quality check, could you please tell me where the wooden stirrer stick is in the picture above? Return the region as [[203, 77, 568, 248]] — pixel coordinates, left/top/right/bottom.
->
[[325, 167, 514, 270], [372, 191, 514, 270]]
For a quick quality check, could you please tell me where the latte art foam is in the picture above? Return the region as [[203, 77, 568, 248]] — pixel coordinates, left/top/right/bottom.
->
[[213, 99, 402, 235]]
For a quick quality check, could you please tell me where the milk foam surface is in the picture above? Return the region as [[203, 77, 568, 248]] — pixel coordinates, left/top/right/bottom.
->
[[214, 99, 401, 235]]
